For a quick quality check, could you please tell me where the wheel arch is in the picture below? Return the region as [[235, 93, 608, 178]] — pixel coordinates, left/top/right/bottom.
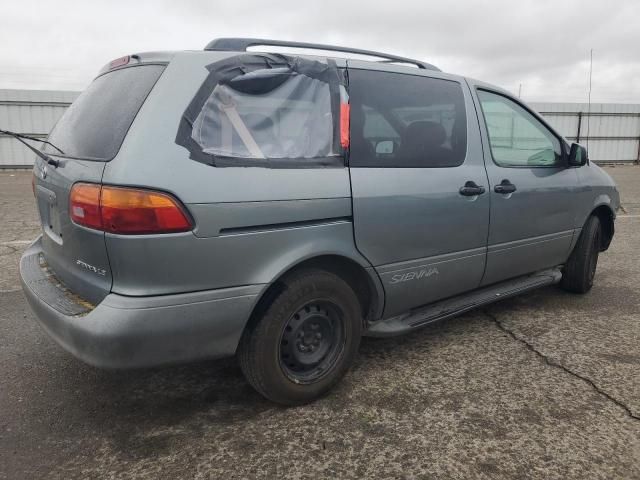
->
[[590, 204, 615, 251], [245, 254, 384, 336]]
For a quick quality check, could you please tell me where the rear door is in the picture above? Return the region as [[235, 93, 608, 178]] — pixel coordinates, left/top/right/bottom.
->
[[33, 63, 165, 303], [472, 88, 579, 286], [347, 64, 490, 317]]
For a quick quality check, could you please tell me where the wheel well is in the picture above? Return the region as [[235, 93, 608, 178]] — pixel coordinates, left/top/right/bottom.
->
[[591, 205, 615, 251], [246, 255, 379, 333]]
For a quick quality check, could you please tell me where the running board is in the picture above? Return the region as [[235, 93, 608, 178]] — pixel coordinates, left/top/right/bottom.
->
[[365, 268, 562, 337]]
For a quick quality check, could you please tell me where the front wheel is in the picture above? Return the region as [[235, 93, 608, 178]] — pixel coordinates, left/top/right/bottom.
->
[[561, 215, 602, 294], [238, 269, 362, 405]]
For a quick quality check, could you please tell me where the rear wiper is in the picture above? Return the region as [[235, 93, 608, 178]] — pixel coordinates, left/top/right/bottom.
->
[[0, 129, 63, 167]]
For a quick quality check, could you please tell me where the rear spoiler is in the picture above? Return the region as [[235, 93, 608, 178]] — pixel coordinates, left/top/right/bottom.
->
[[97, 51, 174, 76]]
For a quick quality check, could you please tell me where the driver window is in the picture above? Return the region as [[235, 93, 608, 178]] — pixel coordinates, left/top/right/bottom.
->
[[478, 90, 562, 167]]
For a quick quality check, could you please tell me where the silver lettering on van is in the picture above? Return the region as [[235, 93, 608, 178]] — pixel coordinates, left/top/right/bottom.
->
[[76, 259, 107, 277], [389, 267, 439, 284]]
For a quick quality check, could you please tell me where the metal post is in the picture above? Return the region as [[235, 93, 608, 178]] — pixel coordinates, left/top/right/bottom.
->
[[576, 112, 582, 143], [586, 49, 593, 152]]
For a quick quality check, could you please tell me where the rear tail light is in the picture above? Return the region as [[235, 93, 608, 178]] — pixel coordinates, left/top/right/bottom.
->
[[101, 186, 192, 234], [69, 183, 192, 234], [70, 183, 102, 229]]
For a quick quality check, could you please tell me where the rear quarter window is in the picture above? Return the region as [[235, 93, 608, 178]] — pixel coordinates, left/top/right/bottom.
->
[[175, 54, 345, 169], [45, 65, 165, 161], [191, 73, 334, 160]]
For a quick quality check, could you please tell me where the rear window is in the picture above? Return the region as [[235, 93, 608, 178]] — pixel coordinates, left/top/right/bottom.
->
[[45, 65, 164, 160]]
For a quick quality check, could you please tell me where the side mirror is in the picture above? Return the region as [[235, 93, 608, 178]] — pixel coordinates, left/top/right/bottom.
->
[[375, 140, 394, 155], [568, 143, 588, 167]]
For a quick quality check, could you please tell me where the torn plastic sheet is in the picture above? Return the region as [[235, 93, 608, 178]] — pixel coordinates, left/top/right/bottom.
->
[[176, 53, 345, 168]]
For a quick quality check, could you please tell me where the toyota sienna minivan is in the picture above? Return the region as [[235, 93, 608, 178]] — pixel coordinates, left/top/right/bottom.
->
[[21, 38, 619, 405]]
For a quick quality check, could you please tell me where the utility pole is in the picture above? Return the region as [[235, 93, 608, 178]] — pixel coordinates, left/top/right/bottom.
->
[[587, 49, 593, 150]]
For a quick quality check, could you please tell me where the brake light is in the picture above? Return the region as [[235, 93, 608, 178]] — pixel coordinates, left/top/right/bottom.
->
[[69, 183, 192, 234], [109, 55, 130, 69], [340, 102, 350, 149]]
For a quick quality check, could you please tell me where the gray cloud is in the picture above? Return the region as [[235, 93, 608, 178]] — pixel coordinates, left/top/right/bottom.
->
[[0, 0, 638, 102]]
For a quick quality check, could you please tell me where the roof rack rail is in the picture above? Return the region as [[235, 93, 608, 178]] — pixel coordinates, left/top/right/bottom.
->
[[204, 38, 441, 71]]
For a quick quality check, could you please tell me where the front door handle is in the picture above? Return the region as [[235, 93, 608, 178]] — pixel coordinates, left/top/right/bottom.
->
[[459, 181, 486, 196], [494, 179, 517, 194]]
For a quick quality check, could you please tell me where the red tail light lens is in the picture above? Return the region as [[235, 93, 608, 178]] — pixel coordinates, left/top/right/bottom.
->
[[69, 183, 102, 229], [69, 183, 192, 234]]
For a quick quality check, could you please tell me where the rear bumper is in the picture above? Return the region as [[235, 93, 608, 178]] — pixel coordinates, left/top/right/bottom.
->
[[19, 237, 262, 369]]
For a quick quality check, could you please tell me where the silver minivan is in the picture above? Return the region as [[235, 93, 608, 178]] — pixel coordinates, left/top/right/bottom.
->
[[20, 38, 619, 405]]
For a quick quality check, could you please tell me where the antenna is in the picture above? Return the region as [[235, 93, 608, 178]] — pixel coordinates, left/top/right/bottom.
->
[[586, 49, 593, 149], [518, 83, 522, 98]]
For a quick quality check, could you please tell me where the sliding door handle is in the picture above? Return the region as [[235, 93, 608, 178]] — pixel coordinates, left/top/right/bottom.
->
[[494, 179, 517, 194], [459, 181, 486, 196]]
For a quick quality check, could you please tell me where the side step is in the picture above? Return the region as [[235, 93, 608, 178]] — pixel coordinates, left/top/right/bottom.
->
[[365, 268, 562, 337]]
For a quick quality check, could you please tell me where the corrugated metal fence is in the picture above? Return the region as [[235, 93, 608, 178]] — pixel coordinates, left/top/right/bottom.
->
[[0, 89, 78, 167], [531, 102, 640, 164], [0, 89, 639, 167]]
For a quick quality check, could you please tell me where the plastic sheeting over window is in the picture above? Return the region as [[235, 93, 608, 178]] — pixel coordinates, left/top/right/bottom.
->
[[176, 54, 345, 168], [191, 73, 334, 159]]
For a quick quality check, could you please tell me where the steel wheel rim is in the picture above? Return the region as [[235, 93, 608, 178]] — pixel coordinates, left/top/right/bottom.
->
[[278, 300, 346, 384]]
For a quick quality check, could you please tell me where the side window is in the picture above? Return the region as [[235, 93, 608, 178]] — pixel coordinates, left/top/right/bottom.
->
[[191, 76, 334, 160], [477, 90, 562, 167], [175, 54, 347, 168], [349, 70, 467, 168]]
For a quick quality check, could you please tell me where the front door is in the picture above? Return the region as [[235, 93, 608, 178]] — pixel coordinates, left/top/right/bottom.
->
[[473, 88, 580, 286], [347, 64, 490, 317]]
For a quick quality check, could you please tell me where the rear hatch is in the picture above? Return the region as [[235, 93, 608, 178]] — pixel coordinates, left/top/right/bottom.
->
[[33, 61, 166, 304]]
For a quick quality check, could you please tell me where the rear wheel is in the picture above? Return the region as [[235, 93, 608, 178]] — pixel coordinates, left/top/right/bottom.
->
[[561, 215, 602, 294], [238, 269, 362, 405]]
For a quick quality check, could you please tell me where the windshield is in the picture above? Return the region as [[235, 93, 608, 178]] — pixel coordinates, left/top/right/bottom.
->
[[44, 65, 164, 160]]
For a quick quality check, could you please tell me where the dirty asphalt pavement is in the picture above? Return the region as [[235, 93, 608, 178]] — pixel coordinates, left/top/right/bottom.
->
[[1, 167, 639, 479]]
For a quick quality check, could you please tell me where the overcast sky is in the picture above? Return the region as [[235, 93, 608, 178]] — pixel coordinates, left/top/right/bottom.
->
[[1, 0, 638, 103]]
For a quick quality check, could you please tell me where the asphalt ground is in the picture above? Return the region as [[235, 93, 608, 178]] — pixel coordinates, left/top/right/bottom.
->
[[1, 167, 639, 479]]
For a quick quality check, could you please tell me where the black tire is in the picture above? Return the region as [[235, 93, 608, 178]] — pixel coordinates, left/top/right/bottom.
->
[[561, 215, 602, 294], [238, 269, 362, 406]]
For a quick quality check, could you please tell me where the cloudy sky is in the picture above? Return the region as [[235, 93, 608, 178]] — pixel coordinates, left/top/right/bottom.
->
[[0, 0, 638, 103]]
